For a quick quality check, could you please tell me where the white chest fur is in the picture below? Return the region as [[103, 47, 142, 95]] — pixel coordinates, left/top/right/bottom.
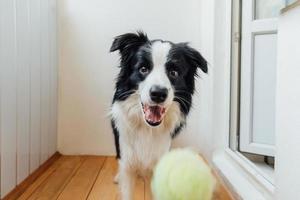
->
[[111, 94, 183, 172], [119, 125, 171, 172]]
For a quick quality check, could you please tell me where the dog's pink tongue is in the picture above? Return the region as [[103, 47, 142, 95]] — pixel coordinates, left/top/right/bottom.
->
[[144, 105, 165, 123]]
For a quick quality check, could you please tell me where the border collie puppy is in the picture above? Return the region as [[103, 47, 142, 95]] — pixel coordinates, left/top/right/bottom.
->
[[110, 32, 207, 200]]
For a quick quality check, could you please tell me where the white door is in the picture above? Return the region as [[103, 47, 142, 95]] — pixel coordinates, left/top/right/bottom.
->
[[240, 0, 287, 156]]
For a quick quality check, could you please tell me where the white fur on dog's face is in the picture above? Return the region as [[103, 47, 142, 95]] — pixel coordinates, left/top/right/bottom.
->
[[138, 41, 175, 126]]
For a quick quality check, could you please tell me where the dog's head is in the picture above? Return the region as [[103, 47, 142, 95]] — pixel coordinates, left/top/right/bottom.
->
[[110, 32, 207, 127]]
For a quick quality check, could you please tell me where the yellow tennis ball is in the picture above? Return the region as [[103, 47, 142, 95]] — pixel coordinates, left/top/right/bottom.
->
[[151, 149, 215, 200]]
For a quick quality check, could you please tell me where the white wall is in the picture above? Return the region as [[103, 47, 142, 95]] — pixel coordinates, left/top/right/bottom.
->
[[0, 0, 58, 197], [210, 0, 230, 152], [57, 0, 215, 156], [275, 6, 300, 199]]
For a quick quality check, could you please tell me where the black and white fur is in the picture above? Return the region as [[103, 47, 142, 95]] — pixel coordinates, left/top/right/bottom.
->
[[110, 32, 207, 200]]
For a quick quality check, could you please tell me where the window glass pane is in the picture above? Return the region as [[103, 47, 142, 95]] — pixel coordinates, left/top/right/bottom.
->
[[252, 33, 277, 145], [255, 0, 286, 19]]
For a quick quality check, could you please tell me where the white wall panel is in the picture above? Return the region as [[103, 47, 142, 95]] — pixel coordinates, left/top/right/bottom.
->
[[16, 0, 31, 184], [29, 0, 42, 173], [0, 0, 18, 196], [49, 0, 58, 156], [276, 6, 300, 199], [40, 0, 51, 163], [0, 0, 58, 197]]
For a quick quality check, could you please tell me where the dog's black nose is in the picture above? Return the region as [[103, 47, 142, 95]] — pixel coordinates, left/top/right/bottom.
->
[[150, 86, 168, 103]]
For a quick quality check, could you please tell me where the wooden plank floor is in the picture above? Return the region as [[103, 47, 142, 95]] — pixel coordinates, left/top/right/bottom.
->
[[12, 156, 234, 200]]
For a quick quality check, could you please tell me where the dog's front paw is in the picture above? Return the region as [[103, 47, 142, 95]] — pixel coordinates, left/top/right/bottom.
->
[[114, 172, 119, 184]]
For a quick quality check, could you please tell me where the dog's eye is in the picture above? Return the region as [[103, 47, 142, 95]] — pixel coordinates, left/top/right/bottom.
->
[[169, 70, 179, 78], [139, 67, 149, 75]]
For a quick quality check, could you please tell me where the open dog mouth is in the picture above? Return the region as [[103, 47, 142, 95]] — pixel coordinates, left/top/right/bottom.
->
[[142, 103, 166, 126]]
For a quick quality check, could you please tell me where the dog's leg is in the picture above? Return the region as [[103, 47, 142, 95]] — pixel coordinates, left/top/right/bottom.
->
[[119, 166, 136, 200], [144, 171, 153, 200]]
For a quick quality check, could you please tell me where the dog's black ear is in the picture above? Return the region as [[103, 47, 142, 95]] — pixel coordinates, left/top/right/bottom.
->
[[182, 43, 208, 74], [110, 31, 149, 54]]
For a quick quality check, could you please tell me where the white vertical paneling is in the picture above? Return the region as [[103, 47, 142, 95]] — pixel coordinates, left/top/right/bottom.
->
[[49, 0, 58, 156], [29, 0, 42, 173], [0, 0, 57, 197], [40, 0, 50, 163], [16, 0, 31, 184], [0, 0, 18, 197]]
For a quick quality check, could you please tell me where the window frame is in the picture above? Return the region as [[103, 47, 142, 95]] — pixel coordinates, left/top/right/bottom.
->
[[211, 0, 275, 199]]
